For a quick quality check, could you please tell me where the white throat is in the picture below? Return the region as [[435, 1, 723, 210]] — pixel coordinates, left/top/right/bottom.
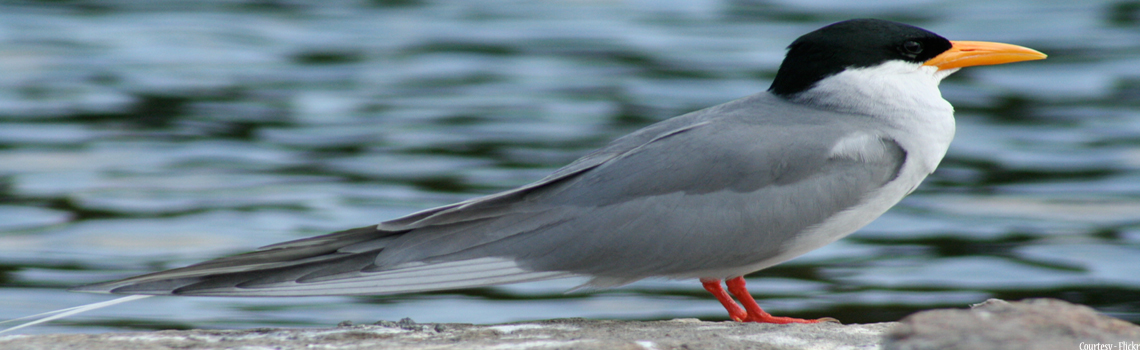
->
[[790, 61, 958, 120]]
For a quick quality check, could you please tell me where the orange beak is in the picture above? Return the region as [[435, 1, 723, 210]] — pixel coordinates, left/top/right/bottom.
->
[[923, 41, 1047, 71]]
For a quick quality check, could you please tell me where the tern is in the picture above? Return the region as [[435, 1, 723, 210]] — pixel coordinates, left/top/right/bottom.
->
[[2, 18, 1045, 333]]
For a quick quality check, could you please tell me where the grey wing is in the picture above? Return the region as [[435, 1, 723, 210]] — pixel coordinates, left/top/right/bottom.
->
[[74, 103, 905, 296], [70, 117, 705, 296], [393, 120, 908, 281], [375, 119, 708, 232]]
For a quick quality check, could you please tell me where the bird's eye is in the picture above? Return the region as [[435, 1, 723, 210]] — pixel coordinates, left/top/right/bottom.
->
[[901, 40, 923, 55]]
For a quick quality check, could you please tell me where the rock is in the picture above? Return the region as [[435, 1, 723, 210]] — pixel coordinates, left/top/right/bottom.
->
[[884, 298, 1140, 350], [0, 318, 892, 350], [4, 299, 1137, 350]]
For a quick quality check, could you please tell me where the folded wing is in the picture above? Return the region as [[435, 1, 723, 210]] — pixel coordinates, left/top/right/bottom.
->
[[74, 93, 906, 296]]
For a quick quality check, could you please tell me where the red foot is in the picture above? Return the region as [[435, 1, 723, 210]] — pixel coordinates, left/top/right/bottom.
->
[[700, 278, 747, 322], [700, 276, 837, 324]]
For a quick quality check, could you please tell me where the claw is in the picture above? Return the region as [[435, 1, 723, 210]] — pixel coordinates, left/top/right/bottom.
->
[[815, 317, 842, 324]]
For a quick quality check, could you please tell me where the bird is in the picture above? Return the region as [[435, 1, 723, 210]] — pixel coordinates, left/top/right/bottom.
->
[[1, 18, 1045, 332]]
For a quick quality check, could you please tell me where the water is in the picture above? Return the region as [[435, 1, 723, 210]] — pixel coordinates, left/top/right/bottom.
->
[[1, 0, 1138, 334]]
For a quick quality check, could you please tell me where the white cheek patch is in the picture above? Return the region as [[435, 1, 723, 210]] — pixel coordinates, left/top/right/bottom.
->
[[796, 60, 954, 118]]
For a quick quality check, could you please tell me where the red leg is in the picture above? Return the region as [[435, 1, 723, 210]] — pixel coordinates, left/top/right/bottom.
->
[[700, 278, 747, 322], [725, 276, 836, 324]]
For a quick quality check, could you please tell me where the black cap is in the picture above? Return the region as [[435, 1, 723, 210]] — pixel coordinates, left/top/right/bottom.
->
[[769, 19, 953, 96]]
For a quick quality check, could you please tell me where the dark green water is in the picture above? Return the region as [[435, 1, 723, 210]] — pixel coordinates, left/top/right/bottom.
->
[[1, 0, 1138, 334]]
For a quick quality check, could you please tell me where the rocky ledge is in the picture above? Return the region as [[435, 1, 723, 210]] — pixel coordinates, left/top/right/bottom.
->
[[2, 299, 1138, 350]]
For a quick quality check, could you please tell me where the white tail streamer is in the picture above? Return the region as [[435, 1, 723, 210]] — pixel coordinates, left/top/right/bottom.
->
[[0, 295, 152, 334]]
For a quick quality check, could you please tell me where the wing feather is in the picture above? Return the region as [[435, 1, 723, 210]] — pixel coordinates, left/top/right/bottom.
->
[[72, 92, 907, 297]]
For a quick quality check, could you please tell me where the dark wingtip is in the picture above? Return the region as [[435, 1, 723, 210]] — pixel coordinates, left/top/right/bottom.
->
[[67, 282, 117, 294]]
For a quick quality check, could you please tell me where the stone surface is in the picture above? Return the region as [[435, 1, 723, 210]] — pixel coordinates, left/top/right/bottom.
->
[[0, 318, 891, 350], [883, 298, 1140, 350], [4, 299, 1139, 350]]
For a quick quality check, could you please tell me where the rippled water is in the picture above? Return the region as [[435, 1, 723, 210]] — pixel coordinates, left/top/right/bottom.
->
[[1, 0, 1139, 334]]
